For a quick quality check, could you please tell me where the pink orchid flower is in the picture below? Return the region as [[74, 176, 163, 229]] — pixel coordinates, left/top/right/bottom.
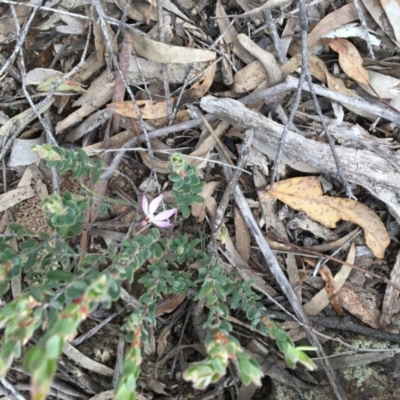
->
[[141, 194, 176, 228]]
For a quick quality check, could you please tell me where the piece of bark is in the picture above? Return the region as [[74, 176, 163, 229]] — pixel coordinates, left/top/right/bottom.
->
[[56, 71, 114, 133], [380, 250, 400, 329]]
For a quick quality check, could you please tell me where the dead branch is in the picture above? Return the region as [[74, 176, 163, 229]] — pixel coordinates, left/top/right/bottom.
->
[[200, 95, 400, 224]]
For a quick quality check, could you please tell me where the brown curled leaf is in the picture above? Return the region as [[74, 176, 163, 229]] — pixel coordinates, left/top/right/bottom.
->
[[328, 38, 370, 86], [268, 177, 390, 258]]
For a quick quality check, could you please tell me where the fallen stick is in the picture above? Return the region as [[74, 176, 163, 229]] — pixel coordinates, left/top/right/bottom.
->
[[200, 95, 400, 224]]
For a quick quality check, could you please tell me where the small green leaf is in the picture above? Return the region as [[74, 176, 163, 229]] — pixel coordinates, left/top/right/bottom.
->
[[65, 281, 87, 299], [181, 203, 190, 218], [46, 270, 75, 281], [45, 335, 63, 358], [37, 74, 86, 93], [23, 346, 45, 373], [20, 239, 38, 250], [196, 281, 212, 300]]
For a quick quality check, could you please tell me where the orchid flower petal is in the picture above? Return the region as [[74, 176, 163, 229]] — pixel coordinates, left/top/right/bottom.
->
[[153, 209, 177, 222], [152, 220, 172, 228], [141, 195, 149, 216], [149, 194, 164, 216]]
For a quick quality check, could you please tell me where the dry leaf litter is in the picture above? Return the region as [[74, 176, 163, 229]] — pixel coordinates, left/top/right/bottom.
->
[[2, 0, 400, 399]]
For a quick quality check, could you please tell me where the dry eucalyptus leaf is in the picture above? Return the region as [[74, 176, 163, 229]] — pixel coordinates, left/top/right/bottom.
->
[[232, 60, 267, 93], [322, 23, 381, 46], [359, 70, 400, 99], [114, 0, 158, 22], [328, 38, 370, 86], [307, 54, 329, 84], [206, 196, 277, 298], [109, 62, 215, 119], [232, 0, 292, 18], [155, 294, 186, 317], [25, 68, 60, 85], [57, 14, 87, 34], [159, 0, 193, 22], [381, 0, 400, 43], [185, 62, 216, 98], [303, 243, 355, 316], [36, 0, 83, 31], [140, 141, 174, 173], [129, 30, 216, 64], [128, 57, 209, 85], [0, 101, 54, 139], [63, 342, 114, 377], [0, 187, 36, 212], [9, 138, 44, 167], [93, 8, 106, 62], [187, 120, 230, 169], [109, 98, 177, 120], [268, 177, 390, 258], [307, 3, 358, 47], [363, 0, 398, 45], [214, 0, 253, 63], [84, 130, 134, 155], [50, 74, 83, 98], [0, 2, 31, 43], [237, 34, 282, 86], [215, 0, 237, 44], [361, 0, 388, 32], [234, 207, 251, 262], [36, 74, 86, 94], [56, 71, 114, 133], [337, 282, 380, 329], [191, 181, 221, 222]]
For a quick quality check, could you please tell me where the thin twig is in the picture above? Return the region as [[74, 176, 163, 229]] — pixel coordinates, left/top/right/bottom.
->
[[298, 1, 354, 199], [156, 0, 173, 122], [170, 301, 192, 378], [241, 75, 400, 124], [353, 0, 375, 59], [1, 121, 15, 194], [271, 1, 354, 198], [112, 334, 125, 388], [49, 34, 73, 69], [13, 1, 60, 194], [0, 0, 43, 78], [0, 0, 150, 40], [169, 14, 235, 122], [92, 0, 157, 182], [313, 229, 363, 277], [212, 129, 254, 235], [265, 9, 287, 64], [269, 69, 306, 190], [219, 154, 348, 400], [70, 310, 121, 347], [268, 310, 400, 345], [0, 6, 92, 164], [0, 378, 26, 400], [43, 111, 60, 194], [15, 27, 56, 146], [0, 54, 21, 81], [100, 114, 217, 180]]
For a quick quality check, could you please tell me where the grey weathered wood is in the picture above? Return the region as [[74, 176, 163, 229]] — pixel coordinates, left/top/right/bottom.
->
[[200, 95, 400, 224]]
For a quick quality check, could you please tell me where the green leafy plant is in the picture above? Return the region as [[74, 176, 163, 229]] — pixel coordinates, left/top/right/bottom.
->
[[32, 144, 103, 183], [0, 146, 316, 400], [168, 153, 204, 218], [43, 191, 87, 238]]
